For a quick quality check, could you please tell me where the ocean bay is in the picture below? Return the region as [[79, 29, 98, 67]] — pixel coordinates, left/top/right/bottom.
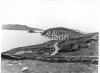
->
[[1, 30, 50, 52]]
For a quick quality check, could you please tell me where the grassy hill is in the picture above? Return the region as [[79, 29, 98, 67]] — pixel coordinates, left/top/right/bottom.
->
[[42, 27, 84, 38]]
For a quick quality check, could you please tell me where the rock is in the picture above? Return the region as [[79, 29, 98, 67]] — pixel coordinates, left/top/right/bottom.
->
[[22, 66, 30, 73]]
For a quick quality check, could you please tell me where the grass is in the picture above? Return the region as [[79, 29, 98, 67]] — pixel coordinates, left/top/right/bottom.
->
[[1, 59, 98, 73]]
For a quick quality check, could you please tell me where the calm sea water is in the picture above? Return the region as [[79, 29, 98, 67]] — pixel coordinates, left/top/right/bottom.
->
[[1, 30, 50, 52]]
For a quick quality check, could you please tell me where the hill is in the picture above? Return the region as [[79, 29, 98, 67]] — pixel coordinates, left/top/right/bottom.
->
[[41, 27, 84, 39], [2, 24, 44, 33]]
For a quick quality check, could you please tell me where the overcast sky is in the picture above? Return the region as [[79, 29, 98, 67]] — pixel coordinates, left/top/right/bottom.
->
[[0, 0, 100, 32]]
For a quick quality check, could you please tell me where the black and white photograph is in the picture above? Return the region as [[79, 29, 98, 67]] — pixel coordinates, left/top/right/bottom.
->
[[0, 0, 99, 73]]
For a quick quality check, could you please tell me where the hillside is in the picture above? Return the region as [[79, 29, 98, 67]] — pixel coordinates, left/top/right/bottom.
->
[[1, 32, 98, 64], [41, 27, 84, 39], [1, 31, 98, 73]]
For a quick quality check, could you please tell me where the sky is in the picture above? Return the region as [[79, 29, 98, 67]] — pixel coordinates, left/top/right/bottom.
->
[[0, 0, 100, 32]]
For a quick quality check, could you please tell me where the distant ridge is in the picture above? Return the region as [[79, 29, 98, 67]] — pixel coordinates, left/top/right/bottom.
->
[[2, 24, 44, 33]]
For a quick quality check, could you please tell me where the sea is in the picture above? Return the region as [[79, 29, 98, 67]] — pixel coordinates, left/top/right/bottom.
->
[[1, 30, 50, 52]]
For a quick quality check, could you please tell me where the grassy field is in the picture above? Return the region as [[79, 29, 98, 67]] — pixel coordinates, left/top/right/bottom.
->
[[1, 59, 98, 73]]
